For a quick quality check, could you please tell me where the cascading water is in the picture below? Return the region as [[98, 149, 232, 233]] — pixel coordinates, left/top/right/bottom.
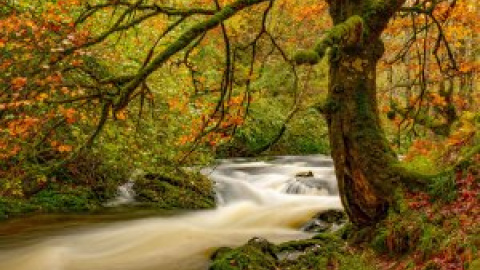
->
[[104, 181, 136, 207], [0, 155, 341, 270], [104, 169, 143, 207]]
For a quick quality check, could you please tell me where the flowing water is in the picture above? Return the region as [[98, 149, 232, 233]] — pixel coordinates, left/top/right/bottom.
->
[[0, 155, 341, 270]]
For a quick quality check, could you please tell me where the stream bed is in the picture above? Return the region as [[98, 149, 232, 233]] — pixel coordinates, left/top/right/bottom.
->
[[0, 155, 341, 270]]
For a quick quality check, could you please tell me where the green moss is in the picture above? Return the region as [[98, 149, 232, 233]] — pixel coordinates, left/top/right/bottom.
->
[[428, 172, 457, 202], [389, 187, 409, 214], [0, 186, 101, 220], [0, 150, 130, 220], [315, 15, 364, 57], [294, 50, 320, 65], [403, 156, 439, 175], [30, 187, 98, 213], [353, 83, 376, 121], [277, 239, 325, 253], [294, 15, 364, 66], [418, 224, 446, 258], [209, 238, 277, 270], [335, 222, 354, 240], [370, 211, 424, 254], [0, 197, 38, 220], [134, 169, 215, 210], [369, 207, 455, 259], [320, 98, 341, 114], [468, 259, 480, 270]]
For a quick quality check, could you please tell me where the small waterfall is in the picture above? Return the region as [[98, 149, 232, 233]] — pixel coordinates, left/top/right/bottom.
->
[[284, 180, 329, 195], [104, 170, 143, 207], [213, 176, 271, 205], [282, 176, 337, 196], [104, 181, 136, 207]]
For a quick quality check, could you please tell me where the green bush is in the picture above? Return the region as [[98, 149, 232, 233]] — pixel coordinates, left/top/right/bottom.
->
[[0, 197, 38, 220], [31, 187, 97, 213]]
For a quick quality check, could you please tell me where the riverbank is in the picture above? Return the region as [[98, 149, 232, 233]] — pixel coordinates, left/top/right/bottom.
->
[[0, 167, 215, 221], [209, 161, 480, 270]]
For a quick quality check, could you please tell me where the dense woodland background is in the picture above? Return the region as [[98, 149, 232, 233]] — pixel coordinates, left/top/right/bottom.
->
[[0, 0, 479, 269]]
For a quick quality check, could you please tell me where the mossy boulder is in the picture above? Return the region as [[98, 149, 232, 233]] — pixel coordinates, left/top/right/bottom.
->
[[295, 171, 314, 177], [301, 209, 347, 233], [209, 233, 367, 270], [133, 169, 215, 210], [209, 237, 278, 270]]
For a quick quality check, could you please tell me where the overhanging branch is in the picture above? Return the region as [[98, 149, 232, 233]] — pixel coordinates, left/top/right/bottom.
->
[[114, 0, 270, 112]]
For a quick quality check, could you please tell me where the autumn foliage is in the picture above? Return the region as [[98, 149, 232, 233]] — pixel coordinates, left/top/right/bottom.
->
[[0, 1, 102, 195], [0, 0, 478, 201]]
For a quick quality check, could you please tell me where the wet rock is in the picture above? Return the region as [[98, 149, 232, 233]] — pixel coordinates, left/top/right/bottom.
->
[[302, 219, 331, 233], [295, 171, 314, 177], [276, 251, 304, 261], [315, 209, 346, 223], [301, 209, 347, 233], [210, 247, 233, 260], [285, 170, 339, 195], [286, 178, 333, 195], [247, 237, 278, 259], [285, 176, 337, 195], [276, 239, 322, 253]]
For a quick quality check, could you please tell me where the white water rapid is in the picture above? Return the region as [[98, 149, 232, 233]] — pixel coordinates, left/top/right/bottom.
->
[[0, 155, 341, 270]]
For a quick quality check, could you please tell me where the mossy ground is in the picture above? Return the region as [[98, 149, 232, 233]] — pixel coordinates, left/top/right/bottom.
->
[[368, 161, 480, 270]]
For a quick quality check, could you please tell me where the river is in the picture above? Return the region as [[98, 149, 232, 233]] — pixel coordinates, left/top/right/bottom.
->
[[0, 155, 341, 270]]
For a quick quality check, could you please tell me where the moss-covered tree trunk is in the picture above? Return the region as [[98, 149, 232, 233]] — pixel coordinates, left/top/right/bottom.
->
[[325, 0, 408, 226]]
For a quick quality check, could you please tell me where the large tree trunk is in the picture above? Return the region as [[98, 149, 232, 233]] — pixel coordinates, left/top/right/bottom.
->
[[325, 0, 407, 226]]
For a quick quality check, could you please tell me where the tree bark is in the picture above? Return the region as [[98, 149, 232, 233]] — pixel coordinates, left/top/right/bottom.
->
[[325, 0, 408, 226]]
